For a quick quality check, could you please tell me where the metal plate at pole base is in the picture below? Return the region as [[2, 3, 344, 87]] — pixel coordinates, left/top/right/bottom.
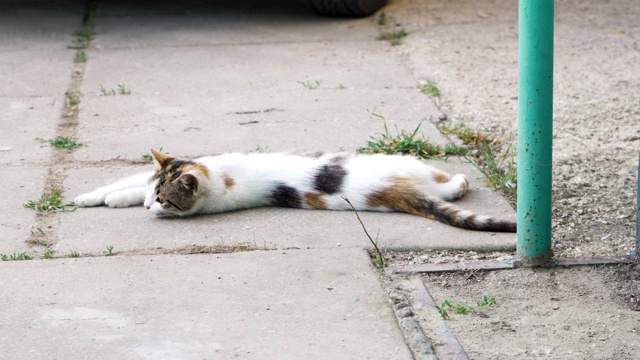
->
[[386, 255, 633, 275]]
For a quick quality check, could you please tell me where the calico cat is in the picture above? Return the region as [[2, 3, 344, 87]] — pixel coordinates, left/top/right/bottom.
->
[[74, 149, 517, 232]]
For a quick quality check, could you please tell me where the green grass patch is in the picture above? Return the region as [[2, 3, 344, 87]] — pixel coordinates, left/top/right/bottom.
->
[[468, 141, 517, 199], [24, 188, 77, 213], [118, 84, 131, 95], [376, 29, 408, 46], [100, 84, 116, 96], [436, 296, 497, 319], [440, 123, 516, 200], [67, 94, 80, 107], [440, 123, 500, 145], [104, 245, 115, 256], [36, 136, 85, 150], [142, 146, 165, 161], [100, 84, 131, 96], [1, 252, 33, 261], [75, 51, 87, 63], [360, 112, 468, 160], [298, 77, 322, 90], [420, 83, 440, 97]]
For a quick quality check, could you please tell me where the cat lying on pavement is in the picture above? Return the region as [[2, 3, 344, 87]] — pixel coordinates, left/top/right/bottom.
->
[[75, 149, 516, 232]]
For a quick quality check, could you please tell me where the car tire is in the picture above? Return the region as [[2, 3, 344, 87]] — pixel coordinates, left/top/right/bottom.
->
[[308, 0, 388, 17]]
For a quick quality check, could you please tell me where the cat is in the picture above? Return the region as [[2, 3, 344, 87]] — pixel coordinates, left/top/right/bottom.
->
[[74, 149, 517, 232]]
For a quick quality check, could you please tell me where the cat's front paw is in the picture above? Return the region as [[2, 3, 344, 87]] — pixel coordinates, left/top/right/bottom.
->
[[74, 192, 106, 207], [105, 191, 134, 208]]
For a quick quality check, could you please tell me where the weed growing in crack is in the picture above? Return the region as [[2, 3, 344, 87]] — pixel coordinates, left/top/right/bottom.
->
[[67, 93, 80, 107], [42, 250, 55, 259], [68, 251, 81, 258], [24, 188, 77, 212], [1, 252, 33, 261], [142, 146, 165, 161], [75, 50, 87, 63], [469, 141, 517, 199], [440, 123, 500, 146], [420, 83, 440, 97], [69, 9, 95, 50], [31, 227, 45, 236], [360, 111, 468, 160], [104, 245, 115, 256], [298, 77, 322, 90], [377, 11, 387, 25], [440, 123, 517, 200], [118, 84, 131, 95], [436, 296, 497, 319], [376, 29, 408, 46], [100, 84, 116, 96], [100, 84, 131, 96], [36, 136, 85, 150]]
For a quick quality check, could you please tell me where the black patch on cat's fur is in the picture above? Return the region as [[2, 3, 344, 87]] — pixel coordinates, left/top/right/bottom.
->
[[270, 183, 302, 208], [313, 162, 347, 195]]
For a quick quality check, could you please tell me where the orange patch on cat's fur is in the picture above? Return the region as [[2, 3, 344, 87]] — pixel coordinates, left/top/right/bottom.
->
[[176, 163, 210, 179], [223, 173, 235, 189], [304, 192, 327, 209], [366, 177, 437, 220], [433, 170, 450, 183]]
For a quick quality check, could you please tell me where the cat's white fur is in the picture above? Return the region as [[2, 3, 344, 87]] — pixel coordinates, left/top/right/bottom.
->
[[74, 152, 469, 217]]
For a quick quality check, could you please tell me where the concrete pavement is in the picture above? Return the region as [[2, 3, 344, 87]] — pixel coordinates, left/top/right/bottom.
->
[[0, 1, 516, 358]]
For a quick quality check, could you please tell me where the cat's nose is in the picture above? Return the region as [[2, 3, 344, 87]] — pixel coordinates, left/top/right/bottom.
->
[[144, 205, 150, 210]]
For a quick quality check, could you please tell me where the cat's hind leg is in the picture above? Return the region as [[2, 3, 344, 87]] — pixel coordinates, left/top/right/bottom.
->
[[75, 172, 152, 207], [430, 173, 469, 201]]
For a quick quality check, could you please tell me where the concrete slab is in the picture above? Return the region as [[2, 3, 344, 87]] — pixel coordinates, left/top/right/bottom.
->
[[82, 41, 416, 95], [93, 0, 377, 48], [0, 97, 60, 166], [0, 1, 81, 52], [60, 158, 515, 255], [0, 48, 76, 98], [74, 88, 444, 160], [0, 249, 412, 359], [0, 1, 78, 98], [0, 165, 49, 254]]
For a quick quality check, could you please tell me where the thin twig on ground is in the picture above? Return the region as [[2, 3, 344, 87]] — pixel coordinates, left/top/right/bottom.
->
[[342, 195, 386, 267]]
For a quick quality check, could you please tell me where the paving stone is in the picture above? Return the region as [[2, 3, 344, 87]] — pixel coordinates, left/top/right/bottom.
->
[[0, 249, 412, 360]]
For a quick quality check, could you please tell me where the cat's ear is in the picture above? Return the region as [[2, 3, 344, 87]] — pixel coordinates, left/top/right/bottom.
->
[[177, 173, 198, 193], [151, 149, 173, 169]]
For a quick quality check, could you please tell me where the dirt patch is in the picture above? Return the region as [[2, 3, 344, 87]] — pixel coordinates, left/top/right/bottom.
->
[[418, 264, 640, 359]]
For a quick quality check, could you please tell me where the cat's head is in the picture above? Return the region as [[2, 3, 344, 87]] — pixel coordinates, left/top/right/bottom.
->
[[143, 149, 208, 216]]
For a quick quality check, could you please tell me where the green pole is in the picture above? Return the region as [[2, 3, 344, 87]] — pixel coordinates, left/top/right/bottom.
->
[[517, 0, 554, 266]]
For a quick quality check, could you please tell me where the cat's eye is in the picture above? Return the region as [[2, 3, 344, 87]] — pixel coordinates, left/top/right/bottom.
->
[[155, 197, 164, 204]]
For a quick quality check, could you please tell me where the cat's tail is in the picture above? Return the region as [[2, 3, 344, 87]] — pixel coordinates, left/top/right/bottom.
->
[[367, 189, 517, 232], [424, 197, 517, 232]]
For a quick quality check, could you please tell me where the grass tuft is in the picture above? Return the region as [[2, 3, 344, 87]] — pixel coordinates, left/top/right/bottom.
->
[[440, 123, 500, 145], [298, 77, 322, 90], [440, 123, 516, 200], [360, 112, 468, 160], [36, 136, 85, 150], [376, 29, 408, 46], [420, 83, 440, 97], [24, 188, 77, 213], [75, 51, 87, 63], [1, 252, 33, 261]]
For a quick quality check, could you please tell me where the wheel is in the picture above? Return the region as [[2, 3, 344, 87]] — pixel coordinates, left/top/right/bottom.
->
[[308, 0, 388, 17]]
